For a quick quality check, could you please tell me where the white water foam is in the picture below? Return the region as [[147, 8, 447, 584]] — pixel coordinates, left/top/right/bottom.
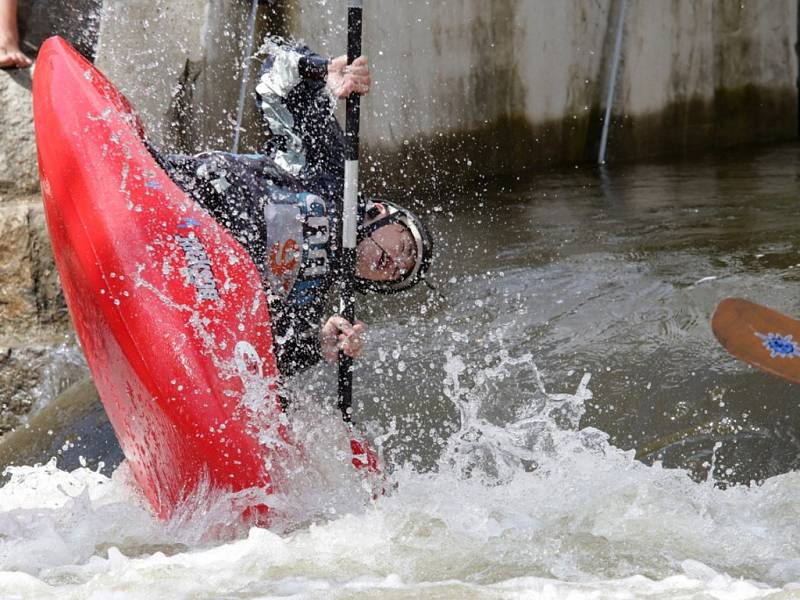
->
[[1, 352, 800, 598]]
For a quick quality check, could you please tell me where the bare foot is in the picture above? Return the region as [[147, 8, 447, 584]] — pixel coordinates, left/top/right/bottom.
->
[[0, 34, 31, 68]]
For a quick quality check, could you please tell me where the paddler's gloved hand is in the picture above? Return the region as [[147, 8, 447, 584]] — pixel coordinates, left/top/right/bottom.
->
[[326, 55, 371, 98], [321, 315, 366, 362]]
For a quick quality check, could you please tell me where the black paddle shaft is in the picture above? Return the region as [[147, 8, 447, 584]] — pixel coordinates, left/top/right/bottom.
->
[[345, 3, 362, 161], [337, 0, 363, 422]]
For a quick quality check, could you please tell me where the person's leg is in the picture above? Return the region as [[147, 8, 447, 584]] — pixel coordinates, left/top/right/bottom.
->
[[0, 0, 31, 68]]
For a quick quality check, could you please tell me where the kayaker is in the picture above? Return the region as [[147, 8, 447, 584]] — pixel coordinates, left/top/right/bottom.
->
[[0, 41, 430, 479], [164, 41, 433, 378]]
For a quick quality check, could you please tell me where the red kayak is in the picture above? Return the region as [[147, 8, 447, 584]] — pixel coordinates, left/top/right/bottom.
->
[[33, 37, 289, 520]]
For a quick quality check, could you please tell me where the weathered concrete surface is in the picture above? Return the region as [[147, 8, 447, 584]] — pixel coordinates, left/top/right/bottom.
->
[[611, 2, 716, 159], [287, 0, 798, 181], [611, 1, 798, 161], [285, 0, 611, 188], [293, 1, 608, 144], [87, 0, 800, 183], [95, 0, 256, 153], [712, 2, 799, 148]]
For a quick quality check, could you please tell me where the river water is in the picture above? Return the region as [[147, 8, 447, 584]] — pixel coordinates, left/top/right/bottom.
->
[[3, 143, 800, 598]]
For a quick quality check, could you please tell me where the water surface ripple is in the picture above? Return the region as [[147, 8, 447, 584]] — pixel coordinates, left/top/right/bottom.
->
[[5, 144, 800, 598]]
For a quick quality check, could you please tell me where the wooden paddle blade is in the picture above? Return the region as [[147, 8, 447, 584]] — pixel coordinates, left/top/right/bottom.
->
[[712, 297, 800, 384]]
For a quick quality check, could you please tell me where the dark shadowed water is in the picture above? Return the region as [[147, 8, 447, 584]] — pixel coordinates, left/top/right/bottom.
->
[[350, 142, 800, 485]]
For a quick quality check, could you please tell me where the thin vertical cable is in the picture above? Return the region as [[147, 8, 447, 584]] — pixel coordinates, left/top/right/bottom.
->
[[231, 0, 260, 153], [598, 0, 628, 165]]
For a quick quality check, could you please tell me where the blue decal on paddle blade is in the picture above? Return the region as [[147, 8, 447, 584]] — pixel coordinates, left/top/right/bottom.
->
[[756, 332, 800, 358]]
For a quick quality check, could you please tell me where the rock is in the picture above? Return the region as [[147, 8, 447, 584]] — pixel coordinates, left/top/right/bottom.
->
[[0, 201, 39, 328], [0, 201, 68, 334], [0, 376, 122, 476], [0, 342, 87, 435], [0, 230, 81, 430], [0, 70, 38, 198], [27, 206, 66, 326]]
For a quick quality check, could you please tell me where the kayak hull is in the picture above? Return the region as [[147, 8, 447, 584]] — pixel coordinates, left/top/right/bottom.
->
[[33, 37, 283, 520]]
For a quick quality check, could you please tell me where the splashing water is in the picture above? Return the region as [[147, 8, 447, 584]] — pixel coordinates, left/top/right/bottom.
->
[[2, 341, 800, 599], [440, 349, 593, 485], [25, 344, 89, 419]]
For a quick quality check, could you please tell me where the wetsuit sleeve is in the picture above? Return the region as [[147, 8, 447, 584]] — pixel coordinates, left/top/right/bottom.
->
[[255, 42, 346, 182]]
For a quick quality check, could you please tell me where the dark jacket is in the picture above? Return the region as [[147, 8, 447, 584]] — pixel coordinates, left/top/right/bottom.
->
[[165, 44, 347, 377]]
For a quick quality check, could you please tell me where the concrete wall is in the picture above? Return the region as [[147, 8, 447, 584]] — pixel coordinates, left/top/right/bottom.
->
[[292, 1, 610, 147], [85, 0, 799, 184], [286, 0, 798, 184], [613, 1, 798, 158], [95, 0, 255, 152]]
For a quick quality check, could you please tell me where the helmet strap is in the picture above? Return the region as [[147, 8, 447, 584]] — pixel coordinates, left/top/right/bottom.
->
[[356, 211, 404, 242]]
